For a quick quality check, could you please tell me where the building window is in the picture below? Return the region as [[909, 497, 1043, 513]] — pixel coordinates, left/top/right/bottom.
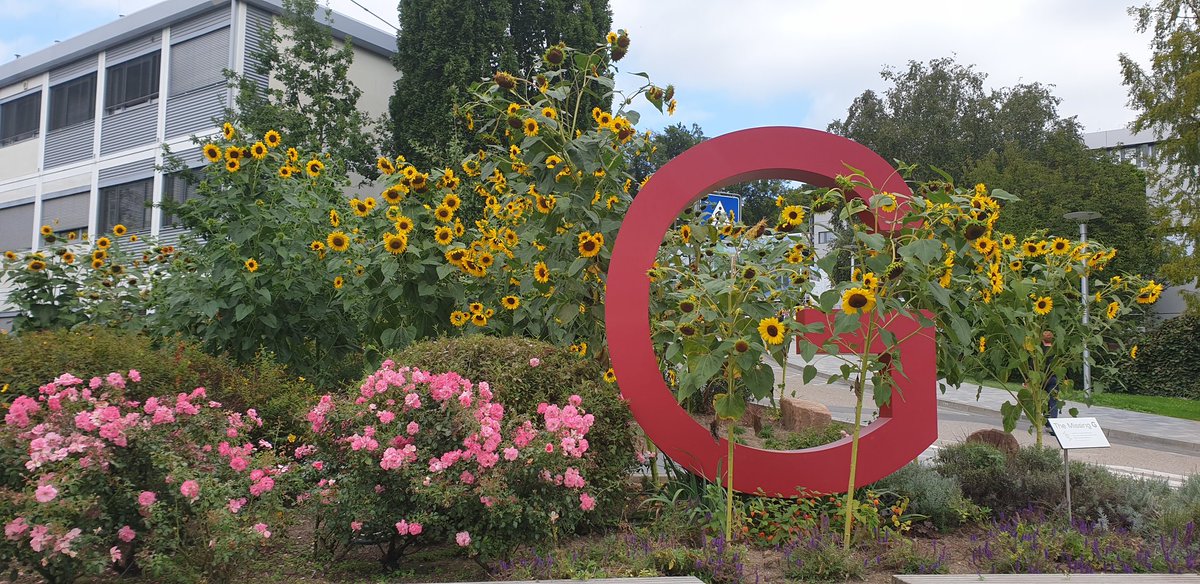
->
[[162, 171, 202, 227], [817, 230, 836, 244], [49, 73, 96, 130], [0, 92, 42, 146], [99, 178, 152, 233], [105, 52, 160, 112]]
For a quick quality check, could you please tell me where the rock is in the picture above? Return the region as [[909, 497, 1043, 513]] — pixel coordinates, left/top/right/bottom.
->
[[966, 428, 1019, 459], [779, 398, 832, 432]]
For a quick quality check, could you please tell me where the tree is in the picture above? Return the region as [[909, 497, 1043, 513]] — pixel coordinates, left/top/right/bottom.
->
[[1119, 0, 1200, 310], [229, 0, 381, 179], [628, 122, 706, 192], [830, 57, 1161, 277], [390, 0, 611, 170]]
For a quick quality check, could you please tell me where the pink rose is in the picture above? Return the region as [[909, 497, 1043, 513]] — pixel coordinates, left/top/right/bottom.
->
[[128, 369, 141, 382], [395, 520, 408, 535], [4, 517, 28, 540], [529, 358, 541, 367], [118, 525, 136, 542], [455, 531, 471, 547], [406, 421, 420, 435], [580, 492, 596, 511], [408, 522, 422, 536], [253, 523, 271, 538], [227, 498, 247, 513], [350, 521, 363, 532], [34, 484, 57, 503], [138, 491, 157, 507], [110, 546, 122, 564], [180, 480, 200, 500], [312, 460, 325, 471], [229, 457, 248, 472]]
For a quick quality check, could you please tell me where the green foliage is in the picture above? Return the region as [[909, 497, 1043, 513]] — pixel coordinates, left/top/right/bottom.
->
[[781, 529, 864, 582], [1156, 474, 1200, 533], [872, 462, 983, 531], [0, 327, 316, 442], [390, 0, 612, 170], [391, 335, 637, 517], [229, 0, 381, 180], [933, 441, 1013, 511], [1067, 462, 1171, 531], [1120, 0, 1200, 307], [1120, 313, 1200, 398], [761, 423, 849, 451]]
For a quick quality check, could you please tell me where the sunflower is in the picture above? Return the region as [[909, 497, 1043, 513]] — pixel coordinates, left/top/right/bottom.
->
[[109, 264, 124, 276], [443, 193, 461, 211], [306, 159, 324, 178], [91, 258, 105, 269], [534, 261, 550, 283], [381, 233, 406, 255], [1009, 260, 1022, 271], [327, 231, 350, 252], [578, 232, 603, 258], [333, 276, 344, 289], [972, 236, 996, 256], [395, 216, 414, 235], [222, 122, 235, 140], [523, 118, 539, 137], [446, 248, 468, 266], [1130, 345, 1138, 359], [477, 252, 495, 268], [861, 272, 879, 291], [1106, 300, 1121, 319], [96, 237, 112, 250], [351, 199, 371, 217], [263, 130, 281, 148], [877, 192, 898, 213], [377, 156, 396, 175], [225, 158, 240, 173], [309, 241, 325, 252], [1022, 241, 1040, 257], [278, 166, 293, 179], [781, 205, 805, 227], [999, 233, 1017, 250], [539, 106, 557, 120], [434, 226, 454, 246], [679, 224, 692, 244], [757, 317, 786, 345], [225, 146, 241, 162], [203, 143, 222, 163], [596, 368, 615, 385], [1136, 281, 1163, 304], [434, 205, 454, 223], [92, 249, 107, 261], [1047, 237, 1071, 255], [244, 258, 259, 272], [287, 147, 299, 162], [450, 311, 468, 327], [27, 259, 46, 271], [597, 111, 613, 128], [3, 251, 16, 260], [841, 287, 877, 314], [545, 154, 562, 169], [61, 252, 75, 265], [501, 295, 520, 310], [250, 142, 268, 159], [380, 186, 405, 205], [1033, 296, 1053, 315], [978, 336, 986, 353]]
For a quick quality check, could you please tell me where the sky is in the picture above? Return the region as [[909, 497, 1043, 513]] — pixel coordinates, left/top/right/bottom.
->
[[0, 0, 1154, 138]]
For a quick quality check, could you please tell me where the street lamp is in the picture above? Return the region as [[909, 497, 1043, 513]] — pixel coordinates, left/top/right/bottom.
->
[[1064, 211, 1102, 397]]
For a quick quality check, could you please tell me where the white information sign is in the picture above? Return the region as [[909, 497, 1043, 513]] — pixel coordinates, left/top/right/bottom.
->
[[1048, 417, 1110, 449]]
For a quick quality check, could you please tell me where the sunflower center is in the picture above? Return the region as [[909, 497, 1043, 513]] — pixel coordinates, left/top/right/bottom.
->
[[848, 293, 869, 309]]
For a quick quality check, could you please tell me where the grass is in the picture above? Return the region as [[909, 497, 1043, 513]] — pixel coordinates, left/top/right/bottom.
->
[[1064, 390, 1200, 422]]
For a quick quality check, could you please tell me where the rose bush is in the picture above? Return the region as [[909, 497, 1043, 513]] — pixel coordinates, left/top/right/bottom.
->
[[300, 360, 599, 568], [0, 370, 299, 583]]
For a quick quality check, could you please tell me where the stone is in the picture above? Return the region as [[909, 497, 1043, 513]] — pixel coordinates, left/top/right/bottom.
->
[[966, 428, 1019, 459], [779, 398, 832, 432]]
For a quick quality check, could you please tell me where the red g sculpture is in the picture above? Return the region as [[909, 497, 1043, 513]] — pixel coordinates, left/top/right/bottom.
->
[[605, 127, 937, 497]]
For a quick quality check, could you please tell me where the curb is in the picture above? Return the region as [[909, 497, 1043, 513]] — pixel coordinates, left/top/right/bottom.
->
[[936, 400, 1200, 453]]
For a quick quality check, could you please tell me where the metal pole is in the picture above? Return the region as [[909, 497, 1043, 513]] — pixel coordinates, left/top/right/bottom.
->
[[1064, 448, 1072, 525], [1080, 222, 1091, 397]]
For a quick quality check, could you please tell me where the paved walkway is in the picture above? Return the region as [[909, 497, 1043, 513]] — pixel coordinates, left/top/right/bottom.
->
[[776, 352, 1200, 455]]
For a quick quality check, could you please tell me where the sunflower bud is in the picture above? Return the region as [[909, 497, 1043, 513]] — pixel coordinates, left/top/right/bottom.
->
[[543, 45, 565, 67], [493, 71, 517, 90]]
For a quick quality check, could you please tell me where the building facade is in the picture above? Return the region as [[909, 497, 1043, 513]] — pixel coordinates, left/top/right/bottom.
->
[[0, 0, 397, 330]]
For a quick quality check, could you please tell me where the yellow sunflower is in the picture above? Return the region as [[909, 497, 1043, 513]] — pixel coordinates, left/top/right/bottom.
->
[[545, 154, 562, 169], [781, 205, 805, 227], [1106, 300, 1120, 319], [395, 216, 414, 235], [278, 166, 294, 179], [978, 336, 986, 353], [450, 310, 468, 327], [434, 205, 454, 223], [1033, 296, 1053, 315], [471, 312, 488, 327], [351, 199, 370, 217], [680, 224, 692, 244], [91, 258, 105, 269], [61, 252, 75, 265], [443, 193, 462, 211], [534, 261, 550, 283], [309, 241, 325, 252], [250, 142, 268, 160], [96, 237, 112, 250], [434, 226, 454, 246], [999, 233, 1017, 250], [383, 233, 408, 254], [329, 209, 340, 227], [377, 156, 396, 175], [1050, 237, 1072, 255], [1009, 260, 1023, 271], [264, 130, 281, 148], [203, 143, 222, 163], [244, 258, 259, 272], [523, 118, 539, 137], [1136, 281, 1163, 304], [222, 122, 235, 140], [603, 368, 617, 383], [327, 231, 350, 252], [841, 287, 877, 314], [306, 159, 324, 178], [1130, 345, 1138, 359], [287, 147, 299, 162], [757, 317, 786, 345], [501, 295, 520, 310], [578, 232, 603, 258], [226, 158, 240, 173], [541, 106, 557, 120], [333, 276, 344, 289], [27, 259, 46, 271]]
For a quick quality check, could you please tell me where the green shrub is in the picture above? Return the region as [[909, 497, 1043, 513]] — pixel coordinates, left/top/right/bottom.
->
[[762, 422, 849, 451], [390, 335, 638, 520], [0, 327, 315, 441], [872, 462, 981, 531], [1067, 463, 1170, 531], [1154, 474, 1200, 533], [1120, 313, 1200, 398], [933, 442, 1011, 510]]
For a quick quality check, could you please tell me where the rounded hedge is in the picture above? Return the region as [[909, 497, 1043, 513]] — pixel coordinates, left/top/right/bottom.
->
[[1119, 313, 1200, 399], [390, 335, 638, 521]]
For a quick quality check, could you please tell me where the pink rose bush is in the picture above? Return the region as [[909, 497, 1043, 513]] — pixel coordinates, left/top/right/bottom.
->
[[302, 361, 599, 568], [0, 371, 298, 583]]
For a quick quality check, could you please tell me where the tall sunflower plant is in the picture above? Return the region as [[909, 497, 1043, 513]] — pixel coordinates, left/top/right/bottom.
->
[[914, 183, 1164, 446], [323, 33, 667, 363]]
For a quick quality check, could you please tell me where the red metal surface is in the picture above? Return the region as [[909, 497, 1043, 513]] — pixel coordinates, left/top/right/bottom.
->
[[605, 126, 937, 497]]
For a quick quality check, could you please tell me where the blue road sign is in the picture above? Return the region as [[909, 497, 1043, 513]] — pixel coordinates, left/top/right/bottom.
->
[[702, 193, 741, 223]]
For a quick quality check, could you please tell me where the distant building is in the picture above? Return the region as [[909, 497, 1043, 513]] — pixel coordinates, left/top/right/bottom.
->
[[0, 0, 398, 330], [1084, 127, 1194, 318]]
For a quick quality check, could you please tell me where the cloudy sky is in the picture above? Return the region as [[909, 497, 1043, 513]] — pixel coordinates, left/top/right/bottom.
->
[[0, 0, 1153, 137]]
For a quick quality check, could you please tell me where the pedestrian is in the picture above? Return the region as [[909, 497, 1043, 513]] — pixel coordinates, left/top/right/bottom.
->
[[1039, 330, 1060, 434]]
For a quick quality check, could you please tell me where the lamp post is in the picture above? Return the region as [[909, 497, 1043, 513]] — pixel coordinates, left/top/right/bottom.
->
[[1064, 211, 1102, 397]]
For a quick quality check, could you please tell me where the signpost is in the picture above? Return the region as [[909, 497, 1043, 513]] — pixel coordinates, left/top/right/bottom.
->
[[702, 193, 741, 223], [1048, 417, 1110, 523]]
